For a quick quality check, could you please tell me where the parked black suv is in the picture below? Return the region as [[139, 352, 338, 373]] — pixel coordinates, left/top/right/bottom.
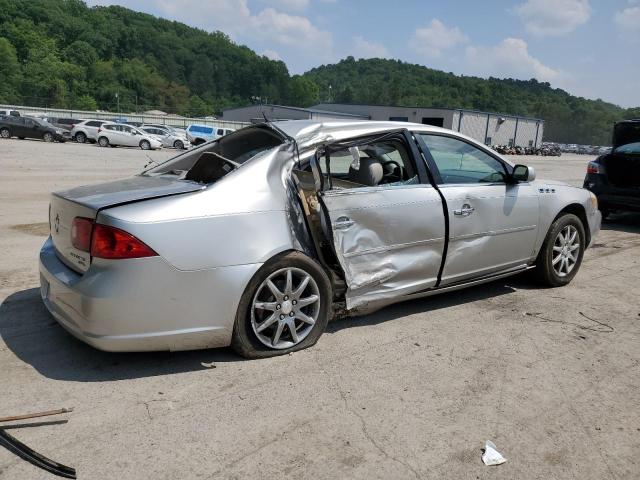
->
[[0, 116, 67, 142], [584, 119, 640, 218]]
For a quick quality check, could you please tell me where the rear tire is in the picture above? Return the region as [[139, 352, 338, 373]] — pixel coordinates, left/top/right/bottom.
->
[[534, 213, 585, 287], [140, 140, 151, 150], [98, 136, 109, 147], [1, 127, 11, 139], [231, 251, 332, 359], [75, 132, 86, 143]]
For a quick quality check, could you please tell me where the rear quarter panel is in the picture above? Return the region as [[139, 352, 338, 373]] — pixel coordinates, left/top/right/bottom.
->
[[97, 147, 299, 271]]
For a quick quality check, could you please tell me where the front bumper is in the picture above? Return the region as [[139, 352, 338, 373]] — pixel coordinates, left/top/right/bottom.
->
[[39, 236, 260, 352]]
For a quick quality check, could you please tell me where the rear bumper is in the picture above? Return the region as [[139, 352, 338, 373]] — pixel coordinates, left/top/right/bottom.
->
[[584, 174, 640, 212], [39, 236, 260, 352]]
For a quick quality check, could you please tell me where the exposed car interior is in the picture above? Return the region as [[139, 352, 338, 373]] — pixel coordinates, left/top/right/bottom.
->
[[145, 126, 284, 182]]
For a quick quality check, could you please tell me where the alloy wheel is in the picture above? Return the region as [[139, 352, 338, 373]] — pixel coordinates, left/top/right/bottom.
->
[[140, 140, 150, 150], [552, 225, 580, 277], [251, 267, 321, 349], [76, 132, 86, 143], [0, 128, 9, 138], [43, 132, 53, 142]]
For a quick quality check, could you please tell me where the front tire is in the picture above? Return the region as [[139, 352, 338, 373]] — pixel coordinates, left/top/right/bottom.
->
[[232, 251, 332, 359], [173, 140, 184, 149], [43, 132, 54, 142], [534, 213, 585, 287], [98, 136, 109, 147], [140, 140, 151, 150]]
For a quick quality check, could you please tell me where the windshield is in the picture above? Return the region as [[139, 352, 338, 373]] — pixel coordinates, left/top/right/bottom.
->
[[34, 118, 55, 128], [614, 142, 640, 155], [144, 125, 285, 176]]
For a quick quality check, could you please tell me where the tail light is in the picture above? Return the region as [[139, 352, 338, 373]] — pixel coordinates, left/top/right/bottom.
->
[[71, 218, 157, 259], [587, 162, 603, 174], [91, 224, 157, 259], [71, 217, 93, 251]]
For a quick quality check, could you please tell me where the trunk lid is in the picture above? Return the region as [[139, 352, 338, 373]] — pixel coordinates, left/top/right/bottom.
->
[[50, 175, 204, 272]]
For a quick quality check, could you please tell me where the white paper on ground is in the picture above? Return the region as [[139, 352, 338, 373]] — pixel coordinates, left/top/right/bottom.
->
[[482, 440, 507, 466]]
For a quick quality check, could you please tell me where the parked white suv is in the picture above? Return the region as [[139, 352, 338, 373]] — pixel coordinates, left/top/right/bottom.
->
[[97, 123, 163, 150], [71, 120, 107, 143]]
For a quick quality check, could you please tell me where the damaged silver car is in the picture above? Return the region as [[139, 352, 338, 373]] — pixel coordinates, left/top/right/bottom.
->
[[39, 120, 601, 358]]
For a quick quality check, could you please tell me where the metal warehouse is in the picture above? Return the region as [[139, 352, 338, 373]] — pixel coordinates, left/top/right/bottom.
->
[[312, 103, 544, 148], [222, 104, 368, 123]]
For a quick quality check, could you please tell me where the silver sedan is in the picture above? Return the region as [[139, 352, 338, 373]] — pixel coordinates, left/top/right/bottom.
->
[[39, 120, 601, 358]]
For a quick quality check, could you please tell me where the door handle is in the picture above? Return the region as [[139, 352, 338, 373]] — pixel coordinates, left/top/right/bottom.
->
[[453, 204, 475, 217], [333, 216, 354, 230]]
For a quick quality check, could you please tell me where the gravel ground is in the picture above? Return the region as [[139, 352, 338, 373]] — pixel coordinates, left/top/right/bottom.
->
[[0, 139, 639, 480]]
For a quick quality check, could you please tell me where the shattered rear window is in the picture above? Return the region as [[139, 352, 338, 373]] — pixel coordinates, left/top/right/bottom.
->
[[144, 126, 285, 179]]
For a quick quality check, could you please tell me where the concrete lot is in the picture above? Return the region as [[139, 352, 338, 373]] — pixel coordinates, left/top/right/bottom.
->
[[0, 139, 639, 479]]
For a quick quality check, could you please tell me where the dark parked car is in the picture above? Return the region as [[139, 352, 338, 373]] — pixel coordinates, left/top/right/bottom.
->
[[44, 117, 83, 131], [0, 116, 67, 142], [584, 119, 640, 218]]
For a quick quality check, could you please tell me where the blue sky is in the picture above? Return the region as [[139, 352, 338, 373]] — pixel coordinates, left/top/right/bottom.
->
[[86, 0, 640, 107]]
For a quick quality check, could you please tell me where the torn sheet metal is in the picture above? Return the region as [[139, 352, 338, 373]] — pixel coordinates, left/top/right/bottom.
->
[[321, 185, 446, 310]]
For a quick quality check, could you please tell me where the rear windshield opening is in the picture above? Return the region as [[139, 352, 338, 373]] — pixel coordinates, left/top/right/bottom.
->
[[145, 126, 285, 182]]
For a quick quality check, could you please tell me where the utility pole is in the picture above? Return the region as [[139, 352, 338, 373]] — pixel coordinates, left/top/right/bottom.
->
[[115, 91, 119, 113]]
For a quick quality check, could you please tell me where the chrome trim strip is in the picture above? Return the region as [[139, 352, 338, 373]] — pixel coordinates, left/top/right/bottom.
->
[[451, 224, 537, 241]]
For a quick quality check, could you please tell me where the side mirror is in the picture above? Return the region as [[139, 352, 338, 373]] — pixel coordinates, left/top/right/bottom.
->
[[512, 164, 536, 182]]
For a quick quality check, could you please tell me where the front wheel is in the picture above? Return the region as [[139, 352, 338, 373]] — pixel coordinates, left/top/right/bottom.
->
[[173, 140, 184, 149], [232, 252, 332, 359], [43, 132, 54, 142], [98, 136, 109, 147], [534, 213, 585, 287], [140, 140, 151, 150]]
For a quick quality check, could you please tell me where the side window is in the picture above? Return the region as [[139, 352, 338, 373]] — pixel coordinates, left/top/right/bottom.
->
[[217, 128, 224, 135], [122, 125, 132, 134], [318, 138, 418, 190], [420, 134, 507, 184]]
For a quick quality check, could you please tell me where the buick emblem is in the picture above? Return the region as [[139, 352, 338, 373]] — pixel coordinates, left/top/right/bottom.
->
[[54, 214, 60, 234]]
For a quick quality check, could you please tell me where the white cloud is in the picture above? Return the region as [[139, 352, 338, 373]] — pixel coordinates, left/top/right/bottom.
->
[[465, 38, 564, 83], [251, 8, 332, 54], [258, 0, 310, 11], [351, 36, 389, 59], [514, 0, 591, 36], [262, 49, 282, 61], [409, 19, 468, 58], [614, 1, 640, 38]]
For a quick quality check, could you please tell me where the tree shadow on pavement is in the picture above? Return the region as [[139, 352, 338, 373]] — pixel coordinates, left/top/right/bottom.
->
[[0, 288, 242, 383]]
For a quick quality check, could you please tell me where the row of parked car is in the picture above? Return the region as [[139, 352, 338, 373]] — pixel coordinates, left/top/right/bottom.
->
[[0, 110, 235, 150], [491, 144, 562, 156]]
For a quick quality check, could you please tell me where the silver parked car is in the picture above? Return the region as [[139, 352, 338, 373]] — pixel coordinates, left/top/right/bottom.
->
[[39, 121, 601, 358], [97, 123, 163, 150], [70, 119, 106, 143], [140, 125, 191, 149]]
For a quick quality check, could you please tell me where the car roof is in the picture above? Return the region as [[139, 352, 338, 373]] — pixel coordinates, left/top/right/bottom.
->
[[270, 119, 458, 146]]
